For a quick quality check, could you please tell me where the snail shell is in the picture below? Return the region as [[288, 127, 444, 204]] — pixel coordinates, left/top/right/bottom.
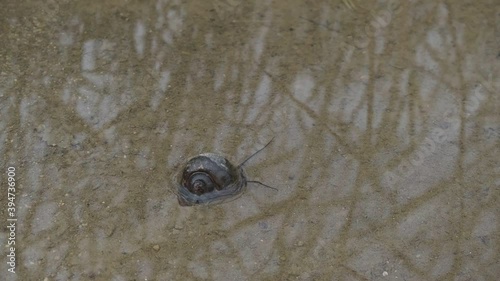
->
[[176, 153, 247, 206]]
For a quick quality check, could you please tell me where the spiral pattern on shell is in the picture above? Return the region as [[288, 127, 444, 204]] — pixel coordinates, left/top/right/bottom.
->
[[176, 153, 247, 206]]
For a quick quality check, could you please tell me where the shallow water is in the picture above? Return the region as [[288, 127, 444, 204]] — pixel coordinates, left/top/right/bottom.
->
[[1, 0, 499, 280]]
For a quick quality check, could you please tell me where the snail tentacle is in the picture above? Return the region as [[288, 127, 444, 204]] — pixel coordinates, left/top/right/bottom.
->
[[237, 137, 275, 168], [246, 180, 278, 191], [176, 137, 276, 206]]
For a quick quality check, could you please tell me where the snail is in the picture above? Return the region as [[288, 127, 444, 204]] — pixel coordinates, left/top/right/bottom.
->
[[176, 138, 276, 206]]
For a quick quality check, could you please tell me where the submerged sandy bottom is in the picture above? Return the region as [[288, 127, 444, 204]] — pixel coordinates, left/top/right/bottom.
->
[[0, 0, 498, 280]]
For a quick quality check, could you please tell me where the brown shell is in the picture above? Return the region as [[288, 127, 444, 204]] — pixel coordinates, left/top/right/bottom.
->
[[176, 153, 247, 206]]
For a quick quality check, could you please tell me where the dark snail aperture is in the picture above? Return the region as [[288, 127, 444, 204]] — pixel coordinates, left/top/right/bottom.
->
[[176, 139, 276, 206]]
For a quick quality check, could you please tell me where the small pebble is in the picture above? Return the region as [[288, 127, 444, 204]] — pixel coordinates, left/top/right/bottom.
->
[[153, 245, 160, 251]]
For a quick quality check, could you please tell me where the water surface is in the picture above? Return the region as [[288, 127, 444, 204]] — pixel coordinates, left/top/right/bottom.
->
[[0, 0, 498, 280]]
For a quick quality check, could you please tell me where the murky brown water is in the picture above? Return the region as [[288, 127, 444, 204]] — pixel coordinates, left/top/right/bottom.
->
[[1, 0, 499, 280]]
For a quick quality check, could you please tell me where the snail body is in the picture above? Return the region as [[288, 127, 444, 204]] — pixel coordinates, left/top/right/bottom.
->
[[176, 138, 275, 206], [177, 153, 247, 206]]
